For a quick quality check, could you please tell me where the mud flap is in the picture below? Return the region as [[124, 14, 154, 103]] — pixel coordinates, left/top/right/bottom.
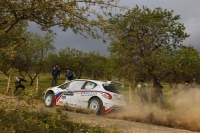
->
[[102, 106, 106, 115], [54, 94, 56, 106]]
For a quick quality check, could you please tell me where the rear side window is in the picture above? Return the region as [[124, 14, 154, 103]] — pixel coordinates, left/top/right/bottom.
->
[[102, 84, 120, 94]]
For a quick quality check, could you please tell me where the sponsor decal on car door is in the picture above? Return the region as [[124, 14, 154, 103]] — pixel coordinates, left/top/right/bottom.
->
[[56, 90, 74, 105], [79, 81, 100, 108], [65, 80, 86, 107]]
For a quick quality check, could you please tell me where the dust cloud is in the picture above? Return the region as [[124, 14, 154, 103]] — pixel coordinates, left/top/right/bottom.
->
[[106, 88, 200, 131]]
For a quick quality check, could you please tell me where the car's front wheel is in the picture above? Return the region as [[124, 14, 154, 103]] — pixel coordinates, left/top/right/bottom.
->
[[88, 98, 103, 115], [44, 93, 54, 107]]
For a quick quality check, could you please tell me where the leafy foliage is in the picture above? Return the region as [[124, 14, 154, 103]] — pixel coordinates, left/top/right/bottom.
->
[[47, 48, 113, 80], [0, 0, 127, 41], [163, 46, 200, 86], [0, 100, 119, 133], [106, 5, 190, 83], [0, 0, 127, 79], [14, 33, 55, 85]]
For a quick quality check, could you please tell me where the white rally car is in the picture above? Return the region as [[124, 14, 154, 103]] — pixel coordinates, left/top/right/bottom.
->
[[43, 79, 127, 115]]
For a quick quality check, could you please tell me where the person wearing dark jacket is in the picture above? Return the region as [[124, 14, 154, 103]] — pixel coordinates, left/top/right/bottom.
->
[[65, 69, 74, 81], [51, 65, 60, 87], [151, 80, 165, 107], [14, 75, 27, 93]]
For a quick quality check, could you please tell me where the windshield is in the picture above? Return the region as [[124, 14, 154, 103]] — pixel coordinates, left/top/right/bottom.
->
[[102, 84, 120, 94]]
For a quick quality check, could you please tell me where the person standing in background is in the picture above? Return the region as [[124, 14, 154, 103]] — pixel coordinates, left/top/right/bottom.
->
[[51, 64, 60, 87], [65, 69, 74, 81], [182, 80, 193, 91], [137, 80, 149, 104], [152, 80, 165, 108], [191, 77, 197, 88]]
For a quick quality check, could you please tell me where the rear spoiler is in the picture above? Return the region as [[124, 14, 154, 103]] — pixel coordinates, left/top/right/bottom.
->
[[107, 81, 124, 87]]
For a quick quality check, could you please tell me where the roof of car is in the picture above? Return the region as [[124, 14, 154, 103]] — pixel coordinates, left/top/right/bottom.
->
[[72, 79, 107, 84]]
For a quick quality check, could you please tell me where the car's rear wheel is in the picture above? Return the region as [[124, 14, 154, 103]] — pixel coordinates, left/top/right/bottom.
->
[[89, 98, 103, 115], [44, 93, 54, 107]]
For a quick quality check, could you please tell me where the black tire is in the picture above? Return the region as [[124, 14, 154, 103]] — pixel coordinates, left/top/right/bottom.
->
[[44, 93, 54, 107], [88, 98, 103, 115]]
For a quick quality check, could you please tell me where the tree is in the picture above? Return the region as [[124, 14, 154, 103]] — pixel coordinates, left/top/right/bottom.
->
[[57, 47, 89, 79], [47, 47, 110, 80], [0, 0, 126, 40], [103, 55, 121, 81], [84, 51, 107, 80], [106, 6, 190, 85], [163, 46, 200, 88], [44, 53, 59, 73], [0, 18, 28, 48], [0, 45, 16, 76], [14, 33, 55, 85], [71, 50, 89, 79]]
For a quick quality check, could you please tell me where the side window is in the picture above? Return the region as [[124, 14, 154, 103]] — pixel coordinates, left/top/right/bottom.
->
[[83, 81, 97, 89], [68, 81, 86, 90], [58, 82, 70, 90]]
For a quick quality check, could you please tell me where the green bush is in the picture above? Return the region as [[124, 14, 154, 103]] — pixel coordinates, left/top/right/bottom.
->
[[0, 101, 120, 133]]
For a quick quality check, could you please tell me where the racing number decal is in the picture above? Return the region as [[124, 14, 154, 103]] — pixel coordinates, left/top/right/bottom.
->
[[101, 92, 112, 100]]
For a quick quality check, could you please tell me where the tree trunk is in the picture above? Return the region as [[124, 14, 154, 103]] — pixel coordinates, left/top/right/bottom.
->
[[6, 74, 11, 93], [106, 76, 112, 81], [30, 79, 34, 86], [35, 76, 39, 93], [169, 83, 174, 89]]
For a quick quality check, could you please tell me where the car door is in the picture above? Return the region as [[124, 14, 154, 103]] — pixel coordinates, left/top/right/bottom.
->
[[63, 80, 86, 107], [55, 82, 71, 105], [56, 82, 71, 105], [79, 81, 98, 108]]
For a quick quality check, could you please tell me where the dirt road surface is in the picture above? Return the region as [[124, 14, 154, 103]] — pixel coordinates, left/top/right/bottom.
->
[[43, 107, 197, 133]]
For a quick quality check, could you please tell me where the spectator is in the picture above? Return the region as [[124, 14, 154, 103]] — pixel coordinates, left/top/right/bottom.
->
[[152, 80, 165, 108], [14, 75, 27, 94], [51, 64, 60, 87], [182, 80, 193, 91], [137, 80, 149, 104], [65, 69, 74, 81], [191, 78, 197, 88]]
